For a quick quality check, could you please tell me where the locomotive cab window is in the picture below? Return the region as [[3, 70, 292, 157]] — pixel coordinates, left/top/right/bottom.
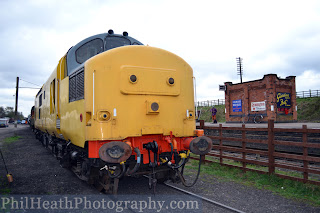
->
[[67, 32, 143, 76], [50, 79, 56, 114], [105, 37, 131, 50], [75, 38, 103, 64]]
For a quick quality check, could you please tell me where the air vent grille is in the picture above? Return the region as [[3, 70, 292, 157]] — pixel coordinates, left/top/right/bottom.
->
[[69, 67, 84, 102]]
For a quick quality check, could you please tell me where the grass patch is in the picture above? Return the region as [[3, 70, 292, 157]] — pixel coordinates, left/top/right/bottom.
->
[[0, 176, 11, 194], [185, 158, 320, 206], [297, 97, 320, 122], [3, 136, 21, 144], [197, 105, 225, 123]]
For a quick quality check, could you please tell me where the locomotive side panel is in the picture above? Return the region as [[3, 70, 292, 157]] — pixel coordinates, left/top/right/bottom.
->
[[34, 69, 58, 133], [59, 76, 86, 147]]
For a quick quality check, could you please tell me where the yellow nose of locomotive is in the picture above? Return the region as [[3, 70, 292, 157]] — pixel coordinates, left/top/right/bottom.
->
[[84, 45, 195, 141]]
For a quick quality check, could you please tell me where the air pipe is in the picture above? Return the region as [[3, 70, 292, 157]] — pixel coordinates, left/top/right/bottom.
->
[[126, 148, 141, 176]]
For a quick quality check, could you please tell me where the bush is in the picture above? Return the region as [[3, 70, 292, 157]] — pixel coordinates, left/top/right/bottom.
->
[[297, 97, 320, 122]]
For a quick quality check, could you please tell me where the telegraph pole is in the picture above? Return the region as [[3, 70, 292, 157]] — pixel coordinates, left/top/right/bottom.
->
[[14, 77, 19, 128], [236, 57, 243, 83]]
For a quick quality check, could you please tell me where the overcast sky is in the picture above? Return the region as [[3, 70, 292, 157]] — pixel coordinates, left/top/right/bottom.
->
[[1, 0, 320, 117]]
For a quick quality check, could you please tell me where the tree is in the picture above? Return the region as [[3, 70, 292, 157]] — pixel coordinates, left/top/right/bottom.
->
[[0, 106, 24, 119], [5, 107, 14, 118], [0, 106, 5, 117]]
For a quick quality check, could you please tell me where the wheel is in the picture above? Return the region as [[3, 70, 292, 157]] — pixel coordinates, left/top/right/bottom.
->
[[254, 115, 262, 123], [156, 170, 172, 183], [42, 135, 48, 147]]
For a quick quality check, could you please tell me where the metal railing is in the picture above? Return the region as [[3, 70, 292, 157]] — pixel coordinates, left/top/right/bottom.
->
[[194, 120, 320, 185], [296, 90, 320, 98], [195, 99, 225, 107]]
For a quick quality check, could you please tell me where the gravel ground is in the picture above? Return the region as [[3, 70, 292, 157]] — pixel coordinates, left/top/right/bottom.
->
[[0, 125, 320, 213], [170, 172, 320, 213]]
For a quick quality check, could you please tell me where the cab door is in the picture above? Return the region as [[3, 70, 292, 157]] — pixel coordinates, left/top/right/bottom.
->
[[55, 55, 67, 131]]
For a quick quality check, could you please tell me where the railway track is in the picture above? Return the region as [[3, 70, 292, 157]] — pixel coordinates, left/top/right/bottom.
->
[[141, 174, 245, 213], [163, 182, 246, 213]]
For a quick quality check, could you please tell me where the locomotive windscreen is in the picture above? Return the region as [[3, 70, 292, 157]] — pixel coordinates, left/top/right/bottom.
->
[[75, 38, 103, 64], [67, 32, 143, 76], [105, 37, 131, 50]]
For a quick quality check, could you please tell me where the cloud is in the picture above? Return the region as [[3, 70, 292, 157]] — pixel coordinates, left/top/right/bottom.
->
[[296, 70, 320, 91], [1, 0, 320, 116]]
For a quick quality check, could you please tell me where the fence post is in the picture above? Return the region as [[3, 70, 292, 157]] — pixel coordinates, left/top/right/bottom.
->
[[242, 124, 246, 172], [268, 119, 275, 174], [309, 89, 312, 98], [219, 124, 223, 165], [199, 120, 206, 163], [302, 125, 308, 183], [200, 120, 204, 129]]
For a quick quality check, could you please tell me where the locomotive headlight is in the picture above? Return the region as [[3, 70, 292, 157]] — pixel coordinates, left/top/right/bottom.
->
[[129, 75, 137, 83], [146, 101, 160, 114], [151, 102, 159, 111], [98, 111, 111, 121], [99, 141, 132, 163], [167, 77, 175, 86]]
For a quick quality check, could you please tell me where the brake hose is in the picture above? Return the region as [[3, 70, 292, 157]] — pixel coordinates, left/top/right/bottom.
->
[[176, 154, 203, 187], [126, 148, 141, 176], [107, 162, 126, 179]]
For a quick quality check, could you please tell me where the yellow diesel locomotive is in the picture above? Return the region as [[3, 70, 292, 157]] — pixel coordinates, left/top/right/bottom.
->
[[33, 30, 212, 194]]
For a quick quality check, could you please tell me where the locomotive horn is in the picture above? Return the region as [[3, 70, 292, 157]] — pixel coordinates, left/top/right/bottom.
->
[[99, 141, 132, 163]]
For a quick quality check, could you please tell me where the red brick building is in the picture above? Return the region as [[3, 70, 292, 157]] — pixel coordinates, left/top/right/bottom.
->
[[224, 74, 297, 123]]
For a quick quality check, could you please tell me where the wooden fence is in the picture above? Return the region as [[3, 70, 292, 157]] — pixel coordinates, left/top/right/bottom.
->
[[296, 89, 320, 98], [195, 120, 320, 185]]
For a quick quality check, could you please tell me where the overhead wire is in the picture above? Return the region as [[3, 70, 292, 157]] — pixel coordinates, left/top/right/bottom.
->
[[19, 87, 40, 89], [19, 78, 42, 87]]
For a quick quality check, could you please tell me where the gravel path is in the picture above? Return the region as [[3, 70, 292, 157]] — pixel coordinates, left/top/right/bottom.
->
[[0, 126, 319, 212]]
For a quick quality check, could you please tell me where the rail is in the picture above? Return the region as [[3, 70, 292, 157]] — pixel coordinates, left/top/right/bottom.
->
[[194, 120, 320, 185]]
